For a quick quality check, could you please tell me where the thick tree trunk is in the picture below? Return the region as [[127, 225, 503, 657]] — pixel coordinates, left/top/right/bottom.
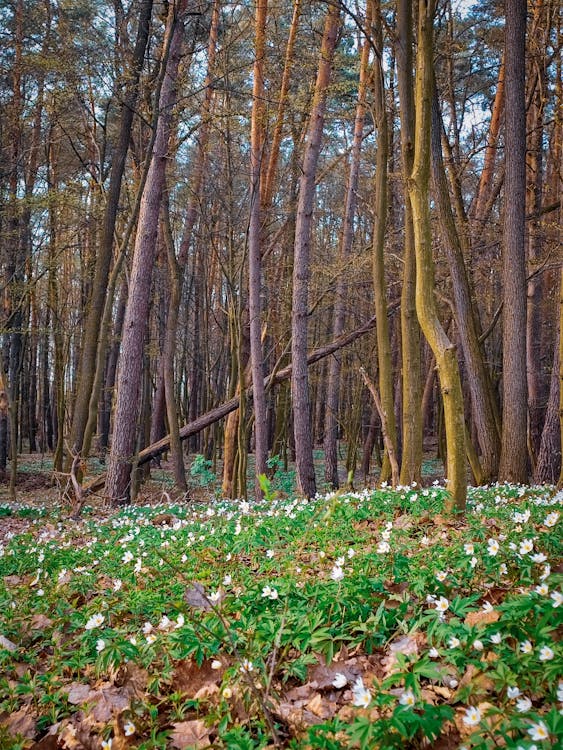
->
[[499, 0, 528, 483], [396, 0, 422, 486], [292, 1, 341, 498], [409, 0, 466, 512], [69, 0, 153, 461], [248, 0, 269, 499], [105, 0, 187, 504]]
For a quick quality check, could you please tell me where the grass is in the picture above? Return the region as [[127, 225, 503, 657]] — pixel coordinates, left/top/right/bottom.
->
[[0, 481, 561, 749]]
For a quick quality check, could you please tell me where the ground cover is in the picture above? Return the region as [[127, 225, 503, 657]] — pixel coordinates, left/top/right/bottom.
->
[[0, 482, 561, 749]]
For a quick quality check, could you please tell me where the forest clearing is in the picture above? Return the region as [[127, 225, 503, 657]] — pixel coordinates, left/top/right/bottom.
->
[[0, 0, 562, 746]]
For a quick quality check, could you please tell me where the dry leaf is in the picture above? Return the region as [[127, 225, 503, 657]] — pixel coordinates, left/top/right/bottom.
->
[[382, 635, 420, 675], [172, 658, 223, 698], [0, 634, 17, 652], [170, 719, 211, 749], [30, 614, 53, 630], [306, 692, 336, 719], [185, 583, 213, 609], [3, 707, 37, 739], [65, 683, 93, 705], [464, 609, 500, 627]]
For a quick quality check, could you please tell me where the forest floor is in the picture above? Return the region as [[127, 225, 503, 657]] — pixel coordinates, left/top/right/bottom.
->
[[0, 467, 561, 749]]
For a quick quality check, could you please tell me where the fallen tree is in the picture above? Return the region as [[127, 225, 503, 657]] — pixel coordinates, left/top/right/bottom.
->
[[84, 315, 376, 495]]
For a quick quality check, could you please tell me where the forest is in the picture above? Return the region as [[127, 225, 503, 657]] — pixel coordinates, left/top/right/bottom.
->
[[0, 0, 561, 748]]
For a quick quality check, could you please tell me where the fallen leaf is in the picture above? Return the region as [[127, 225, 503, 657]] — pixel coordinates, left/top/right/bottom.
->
[[30, 614, 53, 630], [0, 634, 17, 652], [65, 683, 93, 705], [170, 719, 211, 749], [306, 692, 336, 719], [172, 658, 224, 698], [464, 609, 499, 627], [2, 707, 37, 739]]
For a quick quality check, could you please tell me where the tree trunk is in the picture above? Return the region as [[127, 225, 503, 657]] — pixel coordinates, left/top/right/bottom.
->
[[409, 0, 466, 512], [69, 0, 153, 461], [499, 0, 528, 483], [105, 0, 187, 504], [292, 1, 341, 498]]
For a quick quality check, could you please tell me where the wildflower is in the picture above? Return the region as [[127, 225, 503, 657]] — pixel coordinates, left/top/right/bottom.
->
[[176, 614, 185, 628], [265, 549, 275, 559], [122, 551, 133, 563], [490, 632, 502, 644], [540, 563, 551, 580], [535, 583, 549, 596], [470, 556, 478, 568], [539, 645, 554, 661], [528, 721, 549, 741], [448, 636, 460, 649], [436, 570, 448, 582], [101, 740, 112, 750], [435, 596, 449, 613], [557, 682, 563, 702], [223, 574, 232, 586], [376, 541, 390, 554], [507, 686, 520, 699], [240, 500, 250, 514], [211, 660, 222, 670], [531, 552, 547, 563], [519, 539, 534, 555], [351, 677, 372, 708], [473, 639, 484, 651], [543, 511, 559, 527], [499, 563, 508, 575], [487, 538, 500, 556], [123, 721, 135, 737], [347, 548, 355, 558], [208, 591, 221, 603], [37, 589, 44, 596], [146, 633, 156, 644], [240, 659, 254, 673], [482, 601, 493, 612], [399, 689, 416, 707], [96, 639, 106, 652], [113, 579, 122, 591], [222, 687, 233, 699], [85, 613, 105, 630], [158, 615, 172, 631], [330, 565, 344, 581], [550, 590, 562, 608], [332, 672, 348, 689], [462, 706, 481, 727], [428, 647, 439, 658], [516, 696, 532, 712], [134, 558, 142, 573], [520, 640, 533, 654], [464, 543, 474, 555], [142, 621, 153, 634]]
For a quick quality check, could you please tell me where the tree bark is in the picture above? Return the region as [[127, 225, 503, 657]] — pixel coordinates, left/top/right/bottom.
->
[[499, 0, 528, 483], [105, 0, 187, 504], [292, 0, 341, 498]]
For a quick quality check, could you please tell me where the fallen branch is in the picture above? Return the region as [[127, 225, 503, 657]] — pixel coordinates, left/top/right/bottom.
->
[[84, 316, 376, 495]]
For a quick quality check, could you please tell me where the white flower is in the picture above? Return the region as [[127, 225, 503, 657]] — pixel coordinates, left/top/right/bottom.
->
[[550, 590, 562, 608], [519, 539, 534, 555], [122, 551, 134, 563], [464, 543, 474, 555], [142, 621, 153, 634], [428, 647, 439, 658], [176, 614, 185, 628], [399, 689, 416, 706], [376, 541, 390, 554], [265, 549, 275, 559], [535, 583, 549, 596], [158, 615, 172, 631], [123, 721, 135, 737], [528, 720, 549, 741], [539, 645, 554, 661], [85, 613, 105, 630], [490, 632, 502, 644], [499, 563, 508, 575], [436, 570, 448, 582], [37, 589, 44, 597], [448, 636, 460, 649], [146, 633, 156, 644], [531, 553, 547, 563], [470, 556, 478, 568], [507, 686, 520, 699], [543, 511, 559, 527], [482, 601, 494, 612], [211, 659, 222, 670], [96, 639, 106, 652], [332, 672, 348, 688], [240, 500, 250, 514], [435, 596, 449, 613], [473, 640, 484, 651], [113, 579, 122, 591], [557, 682, 563, 702], [540, 563, 551, 580], [134, 557, 142, 573], [240, 659, 254, 673], [462, 706, 481, 726], [351, 677, 372, 708], [487, 538, 500, 556], [516, 696, 532, 712], [208, 590, 221, 603], [331, 565, 344, 581], [223, 574, 232, 586], [520, 640, 533, 654], [101, 740, 112, 750], [347, 548, 355, 558]]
